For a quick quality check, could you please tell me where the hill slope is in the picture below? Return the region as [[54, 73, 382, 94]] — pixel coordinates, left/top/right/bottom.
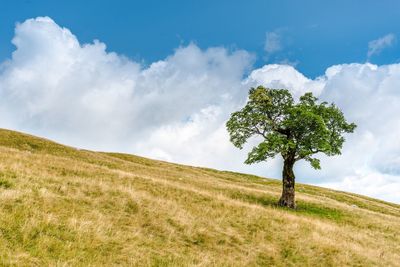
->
[[0, 129, 399, 266]]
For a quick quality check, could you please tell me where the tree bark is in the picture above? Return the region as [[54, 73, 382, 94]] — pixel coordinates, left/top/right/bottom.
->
[[278, 156, 296, 209]]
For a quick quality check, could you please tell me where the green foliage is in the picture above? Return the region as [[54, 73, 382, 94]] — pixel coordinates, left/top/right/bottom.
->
[[226, 86, 356, 169]]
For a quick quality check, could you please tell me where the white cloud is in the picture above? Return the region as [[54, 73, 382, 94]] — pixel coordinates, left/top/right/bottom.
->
[[322, 171, 400, 204], [367, 33, 396, 59], [0, 17, 253, 150], [245, 64, 325, 98], [264, 29, 297, 65], [264, 31, 282, 54], [1, 17, 400, 204]]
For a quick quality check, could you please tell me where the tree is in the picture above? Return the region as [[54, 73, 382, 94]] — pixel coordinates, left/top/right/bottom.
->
[[226, 86, 356, 209]]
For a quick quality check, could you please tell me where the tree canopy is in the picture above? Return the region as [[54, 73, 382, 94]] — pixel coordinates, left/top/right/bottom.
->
[[227, 86, 356, 169]]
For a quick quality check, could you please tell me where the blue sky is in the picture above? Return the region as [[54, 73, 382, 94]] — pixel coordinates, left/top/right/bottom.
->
[[1, 0, 400, 77]]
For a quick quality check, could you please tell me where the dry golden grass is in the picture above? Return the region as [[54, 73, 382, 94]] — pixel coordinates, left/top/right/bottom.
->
[[0, 128, 399, 266]]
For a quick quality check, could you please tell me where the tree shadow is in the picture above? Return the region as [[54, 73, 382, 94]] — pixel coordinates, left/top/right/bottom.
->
[[229, 191, 347, 222]]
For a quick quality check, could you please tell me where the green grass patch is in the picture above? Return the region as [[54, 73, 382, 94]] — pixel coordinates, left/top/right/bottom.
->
[[295, 201, 345, 222], [0, 178, 13, 189]]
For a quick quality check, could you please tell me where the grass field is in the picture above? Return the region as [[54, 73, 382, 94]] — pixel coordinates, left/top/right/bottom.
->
[[0, 128, 399, 266]]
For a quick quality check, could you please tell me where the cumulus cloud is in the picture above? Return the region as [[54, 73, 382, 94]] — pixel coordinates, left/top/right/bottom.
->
[[1, 17, 400, 203], [0, 17, 252, 150], [367, 33, 396, 59], [245, 64, 325, 98]]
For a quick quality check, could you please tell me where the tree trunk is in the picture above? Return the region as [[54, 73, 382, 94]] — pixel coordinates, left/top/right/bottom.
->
[[278, 157, 296, 209]]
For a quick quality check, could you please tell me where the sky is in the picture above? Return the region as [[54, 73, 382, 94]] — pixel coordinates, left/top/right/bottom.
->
[[1, 0, 400, 77], [1, 1, 400, 203]]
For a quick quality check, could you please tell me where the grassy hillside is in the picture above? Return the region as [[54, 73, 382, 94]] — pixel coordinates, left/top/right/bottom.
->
[[0, 128, 399, 266]]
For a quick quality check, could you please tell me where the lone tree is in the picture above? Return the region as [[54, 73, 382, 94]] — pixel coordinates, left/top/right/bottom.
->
[[226, 86, 356, 209]]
